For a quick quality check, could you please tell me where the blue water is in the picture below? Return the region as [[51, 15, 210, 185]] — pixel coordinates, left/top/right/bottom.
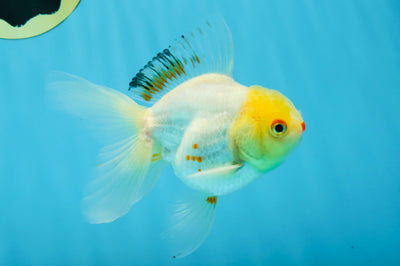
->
[[1, 0, 399, 264]]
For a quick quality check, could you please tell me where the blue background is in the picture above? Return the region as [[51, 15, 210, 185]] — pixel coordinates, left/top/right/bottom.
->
[[1, 0, 399, 265]]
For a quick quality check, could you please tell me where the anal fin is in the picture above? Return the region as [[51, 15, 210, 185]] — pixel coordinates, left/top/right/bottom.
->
[[163, 193, 218, 258]]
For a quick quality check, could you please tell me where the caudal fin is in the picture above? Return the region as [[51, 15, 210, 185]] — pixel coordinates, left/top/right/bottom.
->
[[47, 73, 164, 223]]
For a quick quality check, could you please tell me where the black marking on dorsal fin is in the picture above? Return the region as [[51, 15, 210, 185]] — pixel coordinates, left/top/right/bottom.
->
[[128, 17, 234, 105], [129, 45, 196, 101], [129, 47, 194, 103]]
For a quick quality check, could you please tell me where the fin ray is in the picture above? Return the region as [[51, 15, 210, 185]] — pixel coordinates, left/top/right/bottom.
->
[[163, 193, 218, 258], [186, 163, 262, 196], [47, 73, 165, 224], [129, 17, 233, 105]]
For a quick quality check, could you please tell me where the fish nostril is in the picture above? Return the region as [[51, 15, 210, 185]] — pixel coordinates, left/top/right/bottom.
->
[[301, 122, 306, 132]]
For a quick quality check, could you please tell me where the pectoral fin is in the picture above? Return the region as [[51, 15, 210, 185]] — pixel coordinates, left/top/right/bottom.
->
[[187, 164, 242, 179], [185, 163, 262, 196]]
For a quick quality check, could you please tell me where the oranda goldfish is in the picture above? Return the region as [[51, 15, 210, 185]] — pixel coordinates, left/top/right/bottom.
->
[[48, 18, 305, 258]]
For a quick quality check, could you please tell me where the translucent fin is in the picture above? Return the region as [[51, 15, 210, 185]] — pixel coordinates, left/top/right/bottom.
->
[[82, 137, 154, 223], [163, 193, 218, 258], [47, 72, 143, 145], [47, 73, 164, 223], [140, 153, 167, 198], [188, 164, 241, 178], [187, 163, 262, 196], [129, 17, 234, 105]]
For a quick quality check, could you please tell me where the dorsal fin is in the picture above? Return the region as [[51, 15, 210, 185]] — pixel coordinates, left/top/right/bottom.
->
[[128, 17, 234, 105]]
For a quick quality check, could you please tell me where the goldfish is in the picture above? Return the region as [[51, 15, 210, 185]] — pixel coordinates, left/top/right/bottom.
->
[[48, 18, 305, 258]]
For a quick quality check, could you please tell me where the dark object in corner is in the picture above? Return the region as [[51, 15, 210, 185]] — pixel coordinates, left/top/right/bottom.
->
[[0, 0, 61, 27]]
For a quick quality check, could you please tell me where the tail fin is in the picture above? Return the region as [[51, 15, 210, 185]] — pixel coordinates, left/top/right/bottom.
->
[[47, 73, 164, 223]]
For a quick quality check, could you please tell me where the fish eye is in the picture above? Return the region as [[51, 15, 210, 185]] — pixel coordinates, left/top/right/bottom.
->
[[270, 120, 287, 137]]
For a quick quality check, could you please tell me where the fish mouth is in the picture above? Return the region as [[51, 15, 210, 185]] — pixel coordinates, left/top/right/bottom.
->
[[301, 121, 306, 132]]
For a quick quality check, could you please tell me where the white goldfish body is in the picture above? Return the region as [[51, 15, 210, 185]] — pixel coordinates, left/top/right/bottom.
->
[[48, 18, 305, 258]]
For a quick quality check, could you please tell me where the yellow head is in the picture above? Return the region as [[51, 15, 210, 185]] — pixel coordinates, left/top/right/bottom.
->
[[229, 86, 305, 172]]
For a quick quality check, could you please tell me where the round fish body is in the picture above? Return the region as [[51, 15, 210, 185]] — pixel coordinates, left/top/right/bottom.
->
[[144, 73, 305, 196], [145, 74, 250, 194]]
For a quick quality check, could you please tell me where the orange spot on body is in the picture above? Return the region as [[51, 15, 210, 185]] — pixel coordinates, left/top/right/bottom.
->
[[186, 155, 190, 160], [197, 156, 203, 163], [206, 196, 217, 205], [193, 143, 198, 149], [195, 55, 200, 64], [191, 156, 196, 161], [198, 169, 201, 172]]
